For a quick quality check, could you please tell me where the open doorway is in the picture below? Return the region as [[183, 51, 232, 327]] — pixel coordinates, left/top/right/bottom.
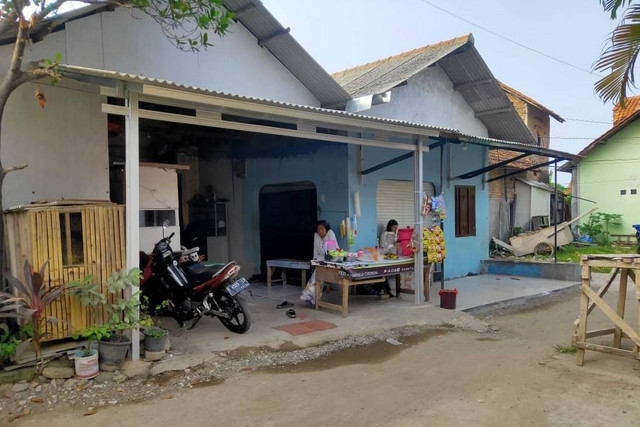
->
[[259, 182, 317, 279]]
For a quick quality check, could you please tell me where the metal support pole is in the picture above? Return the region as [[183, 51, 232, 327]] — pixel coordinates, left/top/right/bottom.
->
[[125, 89, 140, 360], [554, 161, 558, 264], [414, 136, 424, 305], [440, 144, 445, 290]]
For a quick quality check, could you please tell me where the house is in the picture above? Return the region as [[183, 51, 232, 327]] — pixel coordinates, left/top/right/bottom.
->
[[489, 83, 565, 239], [0, 3, 577, 308], [332, 35, 568, 264], [561, 98, 640, 235]]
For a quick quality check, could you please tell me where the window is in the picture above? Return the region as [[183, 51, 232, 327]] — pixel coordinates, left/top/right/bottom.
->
[[455, 186, 476, 237], [632, 189, 637, 195], [620, 190, 627, 195], [60, 212, 84, 266], [139, 209, 177, 227]]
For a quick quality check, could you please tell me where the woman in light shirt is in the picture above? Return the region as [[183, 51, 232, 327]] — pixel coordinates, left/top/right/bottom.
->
[[313, 220, 338, 260], [380, 219, 398, 255]]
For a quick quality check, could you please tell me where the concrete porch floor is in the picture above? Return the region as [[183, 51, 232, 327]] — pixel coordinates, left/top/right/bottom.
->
[[151, 273, 578, 374]]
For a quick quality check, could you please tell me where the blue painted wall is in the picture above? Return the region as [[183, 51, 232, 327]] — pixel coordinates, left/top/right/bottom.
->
[[241, 141, 349, 275], [347, 142, 489, 279], [238, 137, 489, 279]]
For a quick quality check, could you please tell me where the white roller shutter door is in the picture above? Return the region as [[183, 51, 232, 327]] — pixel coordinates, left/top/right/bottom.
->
[[376, 180, 436, 236]]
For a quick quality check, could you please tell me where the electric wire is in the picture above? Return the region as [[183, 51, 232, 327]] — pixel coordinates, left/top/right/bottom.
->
[[417, 0, 602, 77]]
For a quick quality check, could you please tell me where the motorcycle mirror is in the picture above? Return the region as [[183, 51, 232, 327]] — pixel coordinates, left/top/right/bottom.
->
[[162, 219, 169, 238]]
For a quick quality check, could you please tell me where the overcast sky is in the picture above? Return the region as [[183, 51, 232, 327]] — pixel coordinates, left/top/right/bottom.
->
[[262, 0, 624, 184]]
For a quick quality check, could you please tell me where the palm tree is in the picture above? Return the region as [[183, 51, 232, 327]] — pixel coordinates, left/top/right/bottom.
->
[[595, 1, 640, 107]]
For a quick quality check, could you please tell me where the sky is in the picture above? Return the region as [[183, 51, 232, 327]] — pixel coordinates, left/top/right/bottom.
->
[[260, 0, 623, 184]]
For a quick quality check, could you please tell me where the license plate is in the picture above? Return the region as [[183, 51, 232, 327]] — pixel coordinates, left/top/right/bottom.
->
[[227, 277, 250, 296]]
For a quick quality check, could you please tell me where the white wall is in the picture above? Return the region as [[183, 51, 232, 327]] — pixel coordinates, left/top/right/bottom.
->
[[198, 159, 249, 271], [139, 166, 180, 253], [530, 187, 550, 217], [0, 8, 320, 107], [514, 181, 532, 231], [1, 82, 109, 208], [358, 65, 489, 137]]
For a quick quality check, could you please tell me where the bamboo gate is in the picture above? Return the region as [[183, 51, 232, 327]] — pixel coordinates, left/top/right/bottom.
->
[[5, 202, 126, 341], [573, 254, 640, 366]]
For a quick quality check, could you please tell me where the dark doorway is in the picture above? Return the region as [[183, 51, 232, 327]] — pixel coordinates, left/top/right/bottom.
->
[[259, 182, 317, 280]]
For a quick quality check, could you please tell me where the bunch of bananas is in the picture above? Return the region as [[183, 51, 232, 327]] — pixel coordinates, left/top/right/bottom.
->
[[423, 226, 447, 263]]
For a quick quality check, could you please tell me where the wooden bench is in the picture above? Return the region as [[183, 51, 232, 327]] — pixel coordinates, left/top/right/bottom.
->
[[266, 259, 311, 288]]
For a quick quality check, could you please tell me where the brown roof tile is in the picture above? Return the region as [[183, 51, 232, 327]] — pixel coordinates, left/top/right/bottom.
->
[[613, 96, 640, 125], [498, 82, 564, 123]]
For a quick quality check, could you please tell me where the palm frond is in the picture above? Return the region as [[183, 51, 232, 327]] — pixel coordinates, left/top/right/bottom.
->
[[594, 5, 640, 106], [601, 0, 633, 18]]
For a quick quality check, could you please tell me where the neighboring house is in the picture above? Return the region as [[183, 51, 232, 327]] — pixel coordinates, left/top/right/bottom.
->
[[561, 98, 640, 236], [0, 5, 575, 289], [489, 83, 565, 239], [332, 35, 566, 260]]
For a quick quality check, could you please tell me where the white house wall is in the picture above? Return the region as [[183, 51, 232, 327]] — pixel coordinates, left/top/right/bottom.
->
[[0, 8, 320, 106], [357, 65, 489, 137], [1, 82, 109, 208], [530, 186, 550, 218], [0, 7, 326, 210], [514, 180, 532, 230]]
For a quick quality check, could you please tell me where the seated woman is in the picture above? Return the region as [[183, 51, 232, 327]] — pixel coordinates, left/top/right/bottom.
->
[[380, 219, 398, 255], [301, 220, 337, 304], [313, 220, 338, 260]]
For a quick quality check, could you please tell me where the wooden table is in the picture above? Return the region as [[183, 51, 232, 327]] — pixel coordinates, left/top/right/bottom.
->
[[313, 259, 432, 317], [266, 259, 311, 288]]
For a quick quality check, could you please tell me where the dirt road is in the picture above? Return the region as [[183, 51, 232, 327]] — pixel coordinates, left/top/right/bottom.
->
[[15, 290, 640, 427]]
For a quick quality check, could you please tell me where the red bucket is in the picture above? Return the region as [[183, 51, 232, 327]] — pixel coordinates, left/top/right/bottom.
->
[[397, 227, 414, 256]]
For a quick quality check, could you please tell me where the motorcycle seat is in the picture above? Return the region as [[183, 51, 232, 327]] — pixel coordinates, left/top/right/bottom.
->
[[185, 262, 232, 284]]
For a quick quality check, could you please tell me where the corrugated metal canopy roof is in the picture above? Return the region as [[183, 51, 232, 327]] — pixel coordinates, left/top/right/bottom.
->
[[58, 64, 579, 161], [332, 34, 537, 145]]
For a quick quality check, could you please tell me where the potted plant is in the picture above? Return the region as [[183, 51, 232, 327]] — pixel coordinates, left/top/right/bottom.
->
[[69, 268, 142, 370], [71, 325, 109, 379], [140, 298, 169, 353], [0, 261, 65, 374]]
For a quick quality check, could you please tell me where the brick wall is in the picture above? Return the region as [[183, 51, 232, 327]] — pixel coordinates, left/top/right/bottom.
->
[[488, 168, 516, 201]]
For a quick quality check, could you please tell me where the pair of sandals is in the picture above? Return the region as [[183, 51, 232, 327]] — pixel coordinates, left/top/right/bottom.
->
[[277, 301, 297, 318]]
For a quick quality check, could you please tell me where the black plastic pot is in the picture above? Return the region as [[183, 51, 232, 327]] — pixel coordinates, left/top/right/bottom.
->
[[143, 328, 168, 352], [98, 334, 130, 369]]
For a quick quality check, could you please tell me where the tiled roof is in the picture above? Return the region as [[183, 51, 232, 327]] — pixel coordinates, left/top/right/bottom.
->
[[331, 34, 537, 144], [613, 96, 640, 125], [560, 108, 640, 171], [498, 82, 564, 123], [331, 35, 472, 98]]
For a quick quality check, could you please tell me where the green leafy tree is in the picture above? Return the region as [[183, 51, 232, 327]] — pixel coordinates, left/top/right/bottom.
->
[[0, 0, 234, 284], [595, 0, 640, 106]]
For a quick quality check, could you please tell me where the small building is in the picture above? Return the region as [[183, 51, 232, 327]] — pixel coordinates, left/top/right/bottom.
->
[[488, 83, 565, 239], [561, 98, 640, 235]]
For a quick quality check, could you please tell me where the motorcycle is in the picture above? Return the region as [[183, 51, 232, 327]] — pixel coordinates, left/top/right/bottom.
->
[[140, 223, 251, 333], [633, 224, 640, 255]]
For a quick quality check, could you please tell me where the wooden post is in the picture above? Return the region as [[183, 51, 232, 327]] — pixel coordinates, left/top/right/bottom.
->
[[613, 269, 629, 348], [576, 261, 591, 366]]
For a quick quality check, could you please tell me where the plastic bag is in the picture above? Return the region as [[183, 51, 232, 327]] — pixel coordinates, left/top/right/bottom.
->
[[300, 279, 316, 305]]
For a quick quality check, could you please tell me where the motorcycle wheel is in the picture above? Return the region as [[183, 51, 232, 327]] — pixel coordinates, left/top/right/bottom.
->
[[214, 291, 251, 334]]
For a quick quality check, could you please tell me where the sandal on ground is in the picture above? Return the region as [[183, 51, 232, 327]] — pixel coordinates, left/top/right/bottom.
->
[[277, 301, 294, 309], [286, 309, 297, 318]]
